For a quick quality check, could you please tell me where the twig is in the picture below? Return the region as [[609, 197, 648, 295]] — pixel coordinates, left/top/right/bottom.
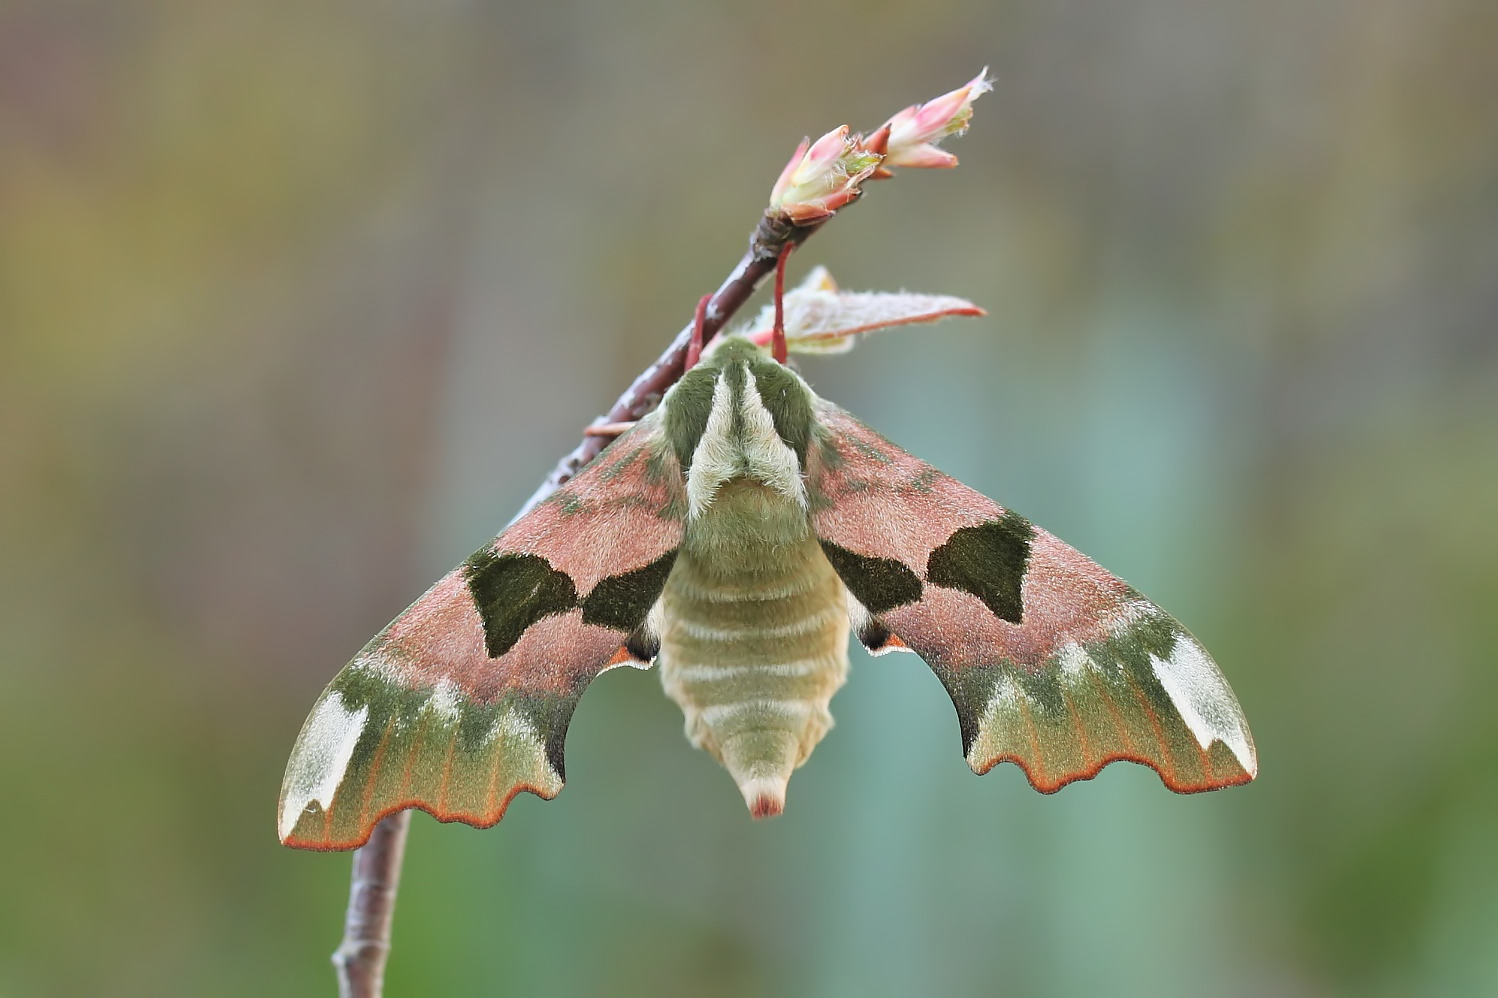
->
[[333, 810, 410, 997]]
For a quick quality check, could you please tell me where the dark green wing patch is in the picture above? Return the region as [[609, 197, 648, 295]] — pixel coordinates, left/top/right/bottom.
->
[[465, 550, 579, 658], [466, 547, 681, 658], [818, 539, 924, 614], [925, 512, 1034, 624], [580, 551, 678, 631]]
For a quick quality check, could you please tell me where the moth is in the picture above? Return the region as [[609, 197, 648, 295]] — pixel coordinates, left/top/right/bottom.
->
[[279, 299, 1257, 850]]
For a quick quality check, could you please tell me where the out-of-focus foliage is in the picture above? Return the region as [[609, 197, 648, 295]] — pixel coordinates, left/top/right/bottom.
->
[[2, 1, 1496, 995]]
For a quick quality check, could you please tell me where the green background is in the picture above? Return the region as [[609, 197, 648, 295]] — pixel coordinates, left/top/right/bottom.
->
[[4, 2, 1496, 995]]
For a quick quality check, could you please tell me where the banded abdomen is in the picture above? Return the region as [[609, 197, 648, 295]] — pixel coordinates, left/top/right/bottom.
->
[[658, 479, 849, 817]]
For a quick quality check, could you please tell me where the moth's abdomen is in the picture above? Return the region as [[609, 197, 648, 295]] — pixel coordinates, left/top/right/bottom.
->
[[659, 483, 849, 818]]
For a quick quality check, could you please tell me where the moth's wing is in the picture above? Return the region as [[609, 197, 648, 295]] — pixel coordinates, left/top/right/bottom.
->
[[809, 404, 1257, 793], [279, 416, 684, 849]]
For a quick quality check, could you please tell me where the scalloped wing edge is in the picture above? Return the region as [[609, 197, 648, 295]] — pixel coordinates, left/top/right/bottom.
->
[[278, 660, 577, 850], [948, 607, 1257, 794]]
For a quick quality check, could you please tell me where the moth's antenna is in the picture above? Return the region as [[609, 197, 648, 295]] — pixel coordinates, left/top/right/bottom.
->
[[686, 294, 710, 370], [772, 242, 793, 364]]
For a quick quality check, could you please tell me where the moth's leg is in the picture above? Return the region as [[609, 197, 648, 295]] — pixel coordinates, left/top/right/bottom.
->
[[685, 293, 711, 370], [771, 241, 794, 364], [583, 421, 638, 437]]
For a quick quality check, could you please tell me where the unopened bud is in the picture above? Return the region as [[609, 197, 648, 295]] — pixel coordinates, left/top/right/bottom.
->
[[768, 126, 885, 224], [880, 68, 991, 171]]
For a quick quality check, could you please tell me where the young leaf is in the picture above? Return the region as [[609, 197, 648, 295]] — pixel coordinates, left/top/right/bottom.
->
[[739, 265, 985, 354]]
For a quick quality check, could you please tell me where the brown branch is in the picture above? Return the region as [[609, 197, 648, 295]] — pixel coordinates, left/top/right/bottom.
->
[[333, 809, 410, 997]]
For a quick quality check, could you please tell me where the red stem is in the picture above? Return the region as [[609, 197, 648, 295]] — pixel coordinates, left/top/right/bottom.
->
[[686, 293, 710, 370], [772, 241, 793, 364]]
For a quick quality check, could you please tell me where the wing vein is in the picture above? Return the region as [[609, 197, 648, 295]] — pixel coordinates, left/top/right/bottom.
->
[[436, 726, 460, 812], [1122, 669, 1178, 786], [356, 716, 398, 834], [1016, 694, 1046, 789], [1058, 685, 1095, 773], [1085, 666, 1137, 757], [483, 726, 505, 817]]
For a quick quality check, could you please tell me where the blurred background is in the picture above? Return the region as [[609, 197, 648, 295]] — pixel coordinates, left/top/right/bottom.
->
[[3, 1, 1496, 995]]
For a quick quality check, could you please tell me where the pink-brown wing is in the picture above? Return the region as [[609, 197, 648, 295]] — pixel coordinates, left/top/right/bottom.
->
[[279, 417, 684, 850], [809, 404, 1256, 794]]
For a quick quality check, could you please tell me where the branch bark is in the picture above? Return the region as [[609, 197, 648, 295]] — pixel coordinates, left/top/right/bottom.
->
[[333, 809, 410, 997], [332, 210, 819, 998]]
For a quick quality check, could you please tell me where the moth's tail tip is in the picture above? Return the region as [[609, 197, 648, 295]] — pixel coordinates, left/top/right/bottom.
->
[[738, 775, 788, 820], [721, 731, 795, 819], [749, 793, 784, 820]]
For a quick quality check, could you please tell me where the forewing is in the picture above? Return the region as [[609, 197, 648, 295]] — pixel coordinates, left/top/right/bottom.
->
[[279, 417, 684, 849], [809, 405, 1256, 794]]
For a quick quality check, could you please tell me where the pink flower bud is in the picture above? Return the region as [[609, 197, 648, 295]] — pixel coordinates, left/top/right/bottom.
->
[[881, 68, 991, 171], [769, 125, 885, 224]]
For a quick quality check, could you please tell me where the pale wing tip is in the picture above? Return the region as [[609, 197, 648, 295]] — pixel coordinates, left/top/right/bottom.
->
[[277, 691, 369, 845], [276, 803, 297, 845], [1238, 732, 1260, 780], [1147, 635, 1257, 778]]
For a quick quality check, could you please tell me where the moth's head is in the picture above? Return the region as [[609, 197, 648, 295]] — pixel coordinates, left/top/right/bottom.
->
[[662, 337, 815, 518]]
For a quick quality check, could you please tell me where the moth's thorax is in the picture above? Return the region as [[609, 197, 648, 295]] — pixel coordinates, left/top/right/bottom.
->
[[661, 338, 815, 522], [658, 476, 849, 818], [680, 478, 810, 566]]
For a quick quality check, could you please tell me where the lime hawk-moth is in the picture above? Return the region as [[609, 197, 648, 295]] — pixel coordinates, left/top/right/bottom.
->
[[279, 328, 1257, 849]]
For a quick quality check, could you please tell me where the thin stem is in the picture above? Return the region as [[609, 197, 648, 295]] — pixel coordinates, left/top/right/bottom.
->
[[686, 293, 711, 370], [333, 810, 410, 998], [771, 241, 793, 364]]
